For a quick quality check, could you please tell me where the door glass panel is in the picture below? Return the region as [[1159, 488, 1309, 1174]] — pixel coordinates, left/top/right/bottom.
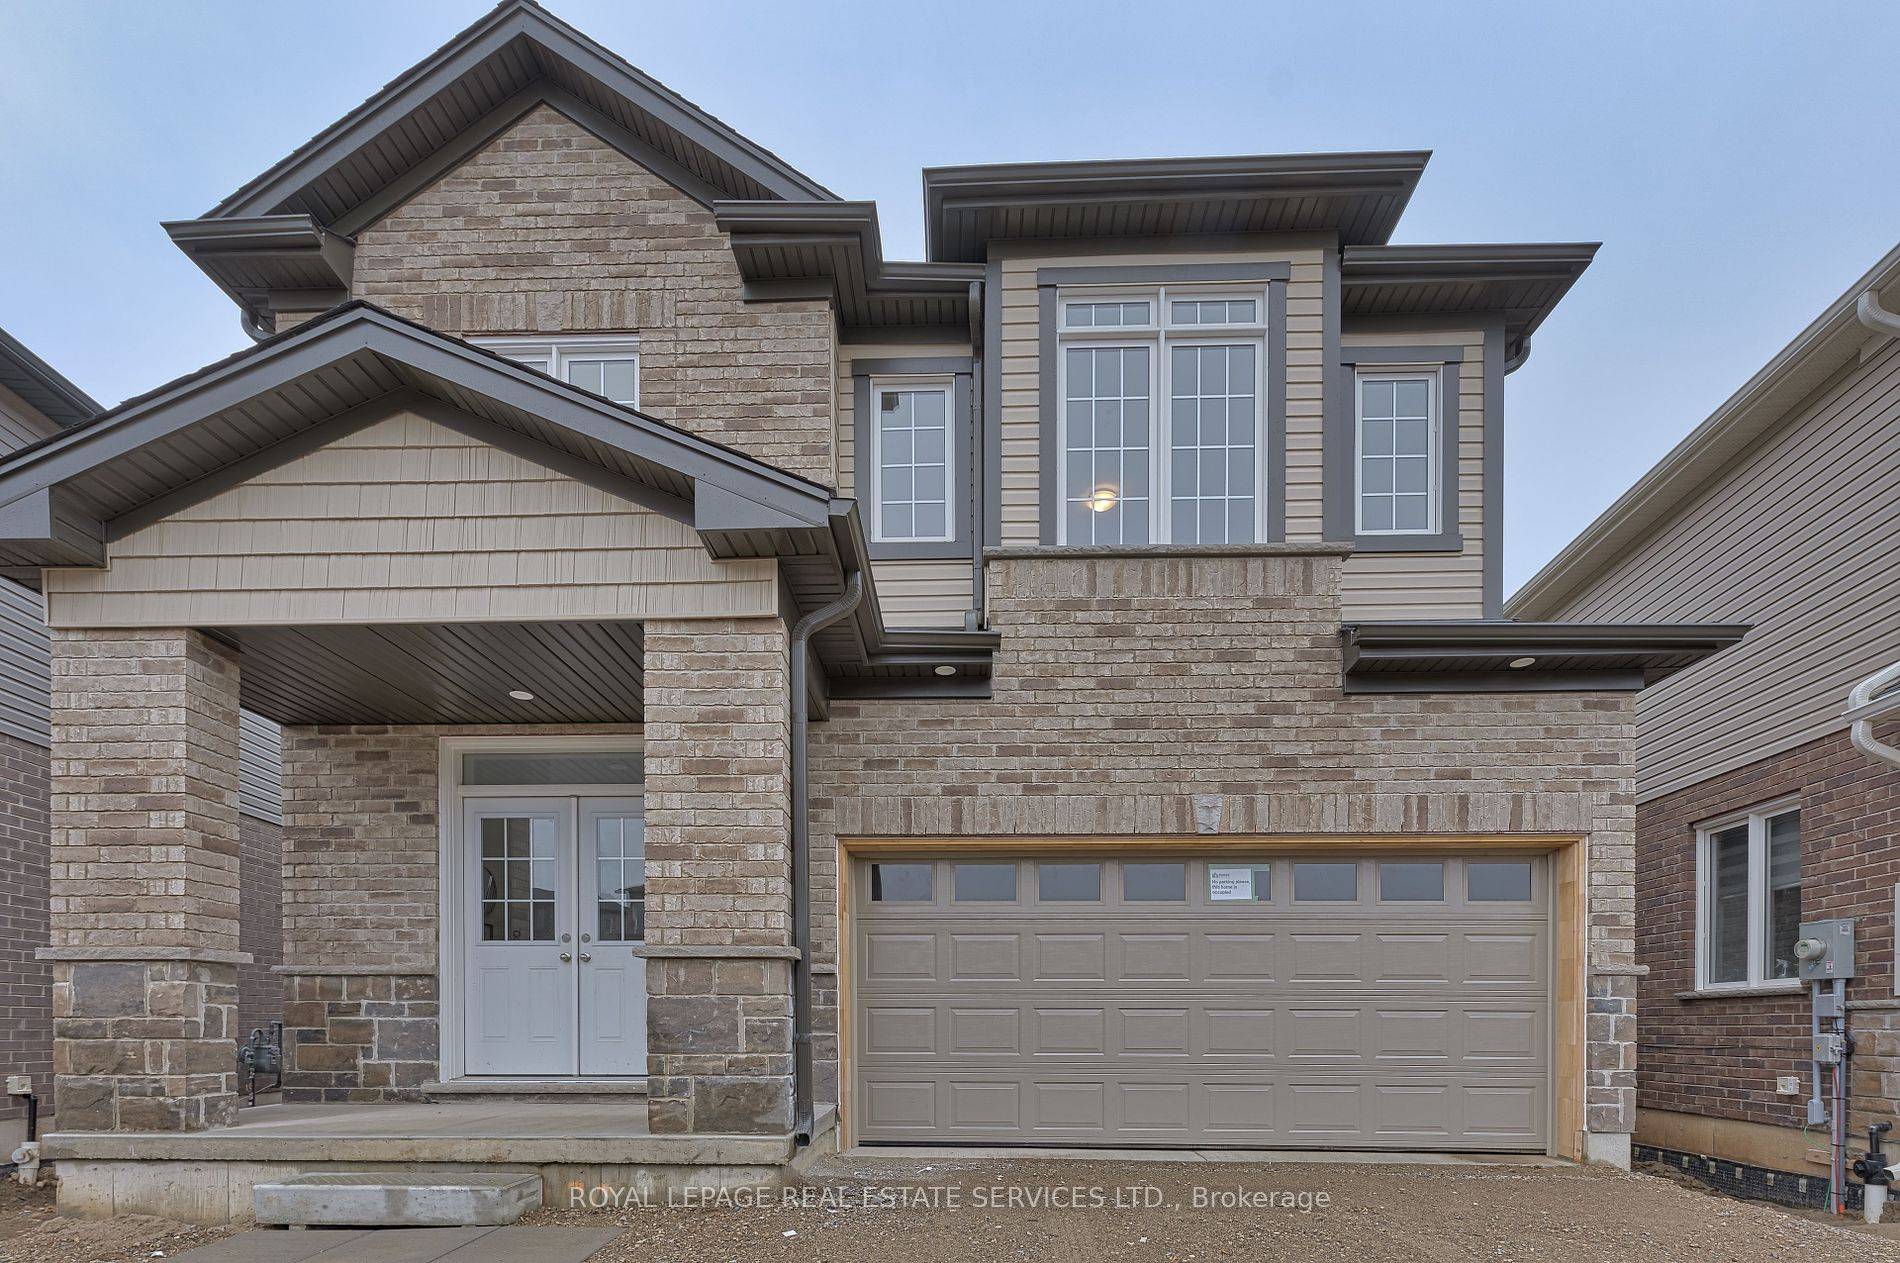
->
[[462, 751, 643, 786], [1123, 862, 1187, 901], [594, 814, 646, 943], [480, 815, 556, 942], [1765, 810, 1801, 980], [1468, 860, 1534, 903], [1038, 863, 1101, 902], [869, 863, 932, 902], [953, 863, 1016, 902], [1379, 862, 1444, 902], [1293, 862, 1357, 902]]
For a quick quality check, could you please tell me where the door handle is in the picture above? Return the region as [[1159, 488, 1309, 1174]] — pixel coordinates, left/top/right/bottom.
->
[[579, 953, 593, 963], [559, 952, 572, 962]]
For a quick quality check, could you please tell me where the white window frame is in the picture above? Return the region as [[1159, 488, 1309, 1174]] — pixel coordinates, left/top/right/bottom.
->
[[474, 334, 640, 406], [1694, 797, 1803, 993], [1353, 367, 1443, 537], [1054, 283, 1270, 546], [868, 375, 956, 545]]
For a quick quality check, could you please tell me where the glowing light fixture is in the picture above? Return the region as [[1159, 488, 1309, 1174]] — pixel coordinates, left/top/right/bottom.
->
[[508, 689, 537, 701], [1085, 486, 1119, 513], [1507, 657, 1537, 670], [933, 665, 958, 677]]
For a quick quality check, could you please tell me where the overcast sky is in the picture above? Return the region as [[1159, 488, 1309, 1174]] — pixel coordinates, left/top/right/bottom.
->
[[2, 0, 1896, 593]]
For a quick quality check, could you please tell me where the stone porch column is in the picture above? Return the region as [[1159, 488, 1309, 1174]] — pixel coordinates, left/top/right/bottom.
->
[[642, 616, 795, 1135], [44, 629, 245, 1132]]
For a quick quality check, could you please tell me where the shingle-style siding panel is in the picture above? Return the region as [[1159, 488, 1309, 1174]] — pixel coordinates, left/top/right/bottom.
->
[[351, 104, 837, 486], [1536, 341, 1900, 800], [1339, 328, 1487, 620], [42, 409, 778, 628]]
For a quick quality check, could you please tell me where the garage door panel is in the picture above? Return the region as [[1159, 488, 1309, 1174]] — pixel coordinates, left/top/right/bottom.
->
[[855, 854, 1551, 1150]]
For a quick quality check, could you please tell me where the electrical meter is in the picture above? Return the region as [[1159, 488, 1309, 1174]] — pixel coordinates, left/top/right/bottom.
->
[[1795, 918, 1856, 981]]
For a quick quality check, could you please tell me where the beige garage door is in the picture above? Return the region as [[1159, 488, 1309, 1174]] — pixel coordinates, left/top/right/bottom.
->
[[852, 853, 1550, 1150]]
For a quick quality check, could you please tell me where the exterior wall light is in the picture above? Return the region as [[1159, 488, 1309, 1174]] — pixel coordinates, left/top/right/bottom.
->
[[507, 689, 536, 701], [1508, 657, 1537, 670]]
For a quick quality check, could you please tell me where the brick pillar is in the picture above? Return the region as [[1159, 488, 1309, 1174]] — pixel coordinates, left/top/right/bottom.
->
[[44, 629, 244, 1132], [642, 616, 795, 1135]]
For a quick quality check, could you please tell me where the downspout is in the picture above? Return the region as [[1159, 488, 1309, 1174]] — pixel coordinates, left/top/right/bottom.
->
[[789, 568, 865, 1144], [1503, 336, 1532, 374], [239, 299, 275, 343], [1857, 289, 1900, 339]]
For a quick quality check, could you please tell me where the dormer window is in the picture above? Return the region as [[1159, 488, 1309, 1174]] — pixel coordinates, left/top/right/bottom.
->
[[476, 335, 639, 407], [1055, 285, 1268, 546]]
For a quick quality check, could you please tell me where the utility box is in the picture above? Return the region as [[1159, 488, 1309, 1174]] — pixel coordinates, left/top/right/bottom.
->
[[1795, 918, 1857, 981]]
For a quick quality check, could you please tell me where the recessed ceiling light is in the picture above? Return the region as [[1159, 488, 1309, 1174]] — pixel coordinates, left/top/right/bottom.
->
[[1508, 657, 1537, 670], [933, 665, 958, 677], [508, 689, 536, 701]]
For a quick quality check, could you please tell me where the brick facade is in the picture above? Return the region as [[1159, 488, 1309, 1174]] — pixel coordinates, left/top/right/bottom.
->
[[809, 548, 1642, 1138], [1634, 725, 1900, 1147], [0, 731, 49, 1126], [350, 105, 836, 487]]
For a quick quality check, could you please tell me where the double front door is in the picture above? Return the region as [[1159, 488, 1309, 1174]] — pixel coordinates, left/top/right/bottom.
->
[[463, 796, 646, 1076]]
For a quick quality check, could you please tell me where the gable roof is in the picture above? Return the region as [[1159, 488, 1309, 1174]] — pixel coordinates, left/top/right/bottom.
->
[[922, 151, 1430, 263], [209, 0, 832, 226], [1508, 239, 1900, 619], [0, 302, 992, 686], [0, 327, 100, 430]]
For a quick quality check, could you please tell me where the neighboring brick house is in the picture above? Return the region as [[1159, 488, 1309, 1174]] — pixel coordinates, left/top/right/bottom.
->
[[0, 329, 287, 1151], [1510, 243, 1900, 1193], [6, 1, 1747, 1222]]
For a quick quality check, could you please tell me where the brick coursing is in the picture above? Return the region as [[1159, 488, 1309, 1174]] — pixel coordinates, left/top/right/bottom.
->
[[0, 732, 49, 1121], [236, 814, 283, 1051], [1634, 725, 1900, 1139], [808, 549, 1642, 1133], [281, 973, 437, 1102], [350, 105, 837, 486]]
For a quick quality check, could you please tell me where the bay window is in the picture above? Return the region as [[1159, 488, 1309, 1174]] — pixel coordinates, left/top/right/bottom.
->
[[1696, 801, 1802, 989], [1057, 286, 1267, 546]]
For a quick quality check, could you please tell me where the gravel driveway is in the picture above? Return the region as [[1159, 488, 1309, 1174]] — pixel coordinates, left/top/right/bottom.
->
[[526, 1152, 1900, 1263]]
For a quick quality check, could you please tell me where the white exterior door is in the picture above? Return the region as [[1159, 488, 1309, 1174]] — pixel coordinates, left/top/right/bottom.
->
[[578, 798, 648, 1075], [460, 794, 649, 1077], [463, 798, 575, 1075]]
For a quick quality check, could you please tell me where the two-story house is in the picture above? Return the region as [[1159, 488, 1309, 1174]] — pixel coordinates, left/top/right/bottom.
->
[[10, 1, 1747, 1223], [1509, 242, 1900, 1206]]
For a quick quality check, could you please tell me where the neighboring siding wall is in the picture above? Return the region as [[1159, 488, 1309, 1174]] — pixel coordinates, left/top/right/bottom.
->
[[1339, 328, 1488, 620], [1633, 726, 1900, 1149], [43, 409, 778, 628], [838, 343, 978, 629], [1539, 341, 1900, 799], [351, 104, 837, 487], [993, 241, 1328, 548]]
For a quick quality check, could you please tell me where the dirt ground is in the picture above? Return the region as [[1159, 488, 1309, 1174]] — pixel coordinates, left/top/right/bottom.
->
[[0, 1179, 234, 1263], [526, 1152, 1900, 1263]]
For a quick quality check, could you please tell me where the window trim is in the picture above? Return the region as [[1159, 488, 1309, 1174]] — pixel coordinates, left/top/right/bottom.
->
[[868, 376, 956, 546], [1330, 345, 1465, 553], [1053, 282, 1272, 546], [472, 334, 640, 406], [1354, 368, 1443, 538], [1694, 797, 1802, 993]]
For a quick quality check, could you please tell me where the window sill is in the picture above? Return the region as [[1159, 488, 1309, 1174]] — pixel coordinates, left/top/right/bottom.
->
[[866, 539, 974, 562], [1674, 982, 1805, 1001], [1350, 530, 1465, 554]]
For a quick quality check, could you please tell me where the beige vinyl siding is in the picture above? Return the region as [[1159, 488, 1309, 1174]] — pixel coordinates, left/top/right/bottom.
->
[[43, 409, 778, 628], [1540, 340, 1900, 800], [1339, 329, 1487, 620], [994, 241, 1328, 547], [0, 380, 62, 455], [839, 343, 979, 630]]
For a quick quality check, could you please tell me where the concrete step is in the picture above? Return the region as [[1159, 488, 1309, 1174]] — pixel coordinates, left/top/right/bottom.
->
[[252, 1170, 541, 1228], [420, 1079, 647, 1104]]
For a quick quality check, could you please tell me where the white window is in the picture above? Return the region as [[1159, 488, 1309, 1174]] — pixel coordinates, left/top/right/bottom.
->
[[1355, 371, 1439, 534], [1057, 286, 1266, 546], [1696, 802, 1802, 989], [871, 379, 953, 544], [475, 335, 639, 406]]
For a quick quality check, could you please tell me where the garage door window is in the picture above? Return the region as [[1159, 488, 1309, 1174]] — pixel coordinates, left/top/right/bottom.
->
[[1039, 863, 1101, 901], [1294, 862, 1357, 901], [1379, 862, 1444, 902], [869, 863, 932, 902], [954, 863, 1017, 902], [1207, 864, 1271, 902], [1123, 862, 1187, 902], [1468, 861, 1533, 902]]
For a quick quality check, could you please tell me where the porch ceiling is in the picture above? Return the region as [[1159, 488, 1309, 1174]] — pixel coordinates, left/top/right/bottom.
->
[[219, 620, 643, 726]]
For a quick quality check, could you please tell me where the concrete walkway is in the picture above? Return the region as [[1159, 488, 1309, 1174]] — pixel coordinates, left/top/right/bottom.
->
[[167, 1226, 619, 1263]]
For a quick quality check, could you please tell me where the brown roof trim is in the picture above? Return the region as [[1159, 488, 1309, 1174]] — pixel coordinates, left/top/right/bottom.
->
[[1342, 619, 1750, 693], [922, 151, 1430, 263], [1507, 240, 1900, 619]]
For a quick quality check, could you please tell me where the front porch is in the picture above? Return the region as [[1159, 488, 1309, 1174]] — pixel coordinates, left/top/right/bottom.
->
[[44, 1096, 819, 1222]]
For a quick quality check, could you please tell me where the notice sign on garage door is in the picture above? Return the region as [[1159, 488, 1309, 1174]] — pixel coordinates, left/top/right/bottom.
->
[[1206, 866, 1259, 901]]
